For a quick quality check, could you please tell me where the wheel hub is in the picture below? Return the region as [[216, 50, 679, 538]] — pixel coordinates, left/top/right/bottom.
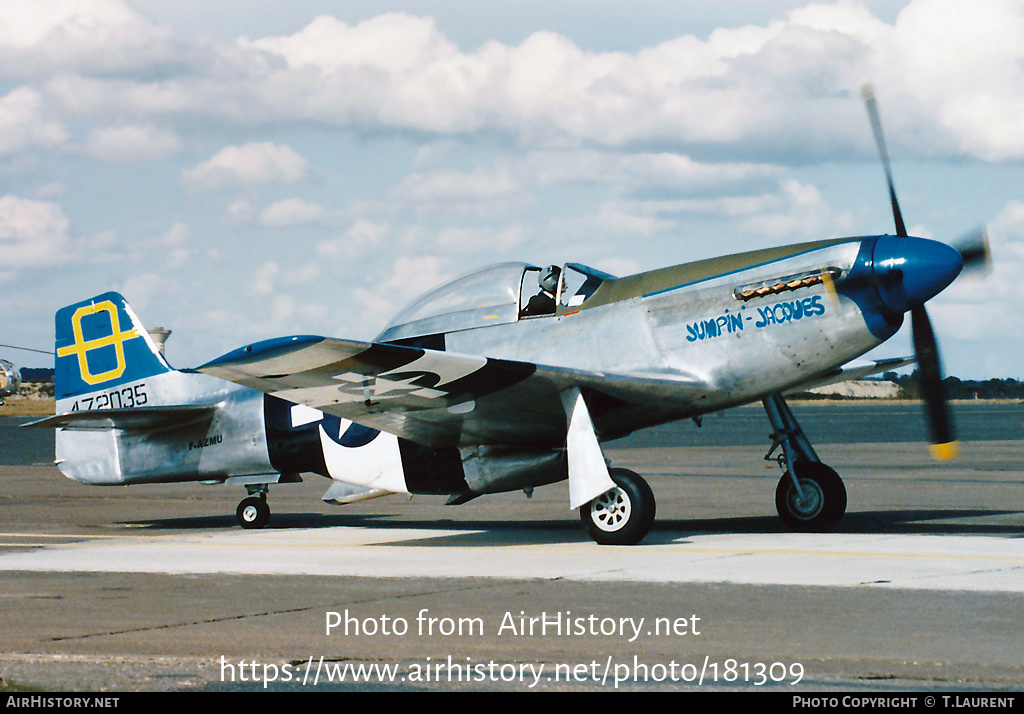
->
[[590, 487, 631, 532], [787, 479, 824, 520]]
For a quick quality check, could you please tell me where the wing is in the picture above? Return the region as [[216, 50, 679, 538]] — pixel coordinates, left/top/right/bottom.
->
[[198, 336, 707, 448], [784, 356, 914, 394]]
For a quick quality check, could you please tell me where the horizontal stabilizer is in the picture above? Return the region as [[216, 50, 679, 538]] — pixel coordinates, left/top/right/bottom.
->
[[23, 405, 217, 431]]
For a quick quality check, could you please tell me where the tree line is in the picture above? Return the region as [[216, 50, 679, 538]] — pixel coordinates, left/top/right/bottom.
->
[[884, 372, 1024, 400]]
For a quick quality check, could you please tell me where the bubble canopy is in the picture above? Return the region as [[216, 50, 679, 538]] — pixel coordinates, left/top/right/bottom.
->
[[374, 260, 614, 344], [375, 262, 534, 343], [374, 262, 615, 343]]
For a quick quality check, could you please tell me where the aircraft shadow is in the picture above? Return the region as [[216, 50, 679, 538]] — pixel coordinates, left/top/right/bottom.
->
[[127, 507, 1023, 548], [128, 513, 592, 547]]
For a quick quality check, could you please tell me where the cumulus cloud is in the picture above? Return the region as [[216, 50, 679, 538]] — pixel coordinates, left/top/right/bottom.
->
[[0, 195, 72, 269], [317, 220, 392, 259], [12, 1, 1023, 162], [737, 179, 857, 240], [103, 222, 197, 271], [520, 150, 781, 198], [388, 166, 527, 219], [183, 143, 315, 190], [0, 86, 67, 154], [258, 198, 333, 227], [221, 199, 254, 224], [147, 222, 193, 268], [547, 203, 676, 247], [33, 182, 66, 198], [384, 149, 779, 223], [247, 260, 321, 297], [925, 199, 1024, 375], [82, 123, 181, 161], [596, 256, 642, 277], [877, 0, 1024, 160], [226, 2, 1024, 159], [938, 201, 1024, 323], [246, 13, 458, 75], [352, 255, 451, 330], [0, 0, 180, 78], [248, 262, 280, 297], [117, 271, 178, 318]]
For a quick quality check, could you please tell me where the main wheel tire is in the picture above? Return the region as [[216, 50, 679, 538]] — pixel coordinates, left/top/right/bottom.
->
[[580, 468, 656, 545], [236, 496, 270, 529], [775, 461, 846, 532]]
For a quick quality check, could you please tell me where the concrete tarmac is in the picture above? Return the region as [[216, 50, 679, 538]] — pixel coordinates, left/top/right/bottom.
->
[[1, 405, 1023, 692]]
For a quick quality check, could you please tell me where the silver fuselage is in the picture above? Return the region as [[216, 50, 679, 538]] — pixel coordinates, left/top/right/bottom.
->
[[407, 238, 896, 436]]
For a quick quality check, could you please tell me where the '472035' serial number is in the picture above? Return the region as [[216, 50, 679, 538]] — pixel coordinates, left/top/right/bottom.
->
[[70, 384, 149, 411]]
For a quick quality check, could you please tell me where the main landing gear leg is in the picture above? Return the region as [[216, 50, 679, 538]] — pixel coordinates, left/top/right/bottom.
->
[[236, 484, 271, 529], [763, 393, 846, 532], [562, 387, 656, 545]]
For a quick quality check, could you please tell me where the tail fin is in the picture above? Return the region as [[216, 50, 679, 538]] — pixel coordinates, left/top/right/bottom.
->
[[55, 292, 172, 401]]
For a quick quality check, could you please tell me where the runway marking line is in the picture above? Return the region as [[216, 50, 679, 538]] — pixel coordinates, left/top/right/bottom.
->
[[6, 529, 1024, 567], [0, 532, 130, 539], [4, 528, 1024, 573]]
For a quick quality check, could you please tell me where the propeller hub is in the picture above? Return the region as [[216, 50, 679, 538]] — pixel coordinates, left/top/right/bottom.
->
[[871, 236, 963, 314]]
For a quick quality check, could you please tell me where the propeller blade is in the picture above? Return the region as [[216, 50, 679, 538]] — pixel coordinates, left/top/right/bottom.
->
[[952, 226, 992, 276], [862, 84, 908, 238], [910, 305, 958, 460], [862, 85, 966, 460]]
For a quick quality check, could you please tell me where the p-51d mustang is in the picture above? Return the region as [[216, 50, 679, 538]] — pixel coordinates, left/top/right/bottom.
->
[[28, 87, 988, 544]]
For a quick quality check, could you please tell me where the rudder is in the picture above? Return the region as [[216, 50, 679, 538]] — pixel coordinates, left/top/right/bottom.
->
[[55, 292, 172, 401]]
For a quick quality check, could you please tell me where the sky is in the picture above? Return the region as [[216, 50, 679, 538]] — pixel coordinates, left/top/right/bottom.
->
[[2, 0, 1023, 380]]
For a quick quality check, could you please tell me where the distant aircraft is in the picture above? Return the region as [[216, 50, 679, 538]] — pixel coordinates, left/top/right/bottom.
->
[[0, 358, 21, 404], [27, 86, 988, 544]]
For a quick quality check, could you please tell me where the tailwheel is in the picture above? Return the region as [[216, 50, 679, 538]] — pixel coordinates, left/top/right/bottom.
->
[[775, 461, 846, 532], [236, 495, 271, 529], [580, 468, 656, 545]]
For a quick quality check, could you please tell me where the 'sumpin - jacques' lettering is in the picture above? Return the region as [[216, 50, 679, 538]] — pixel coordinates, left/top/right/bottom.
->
[[754, 295, 825, 327], [686, 312, 744, 342], [686, 295, 826, 343]]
